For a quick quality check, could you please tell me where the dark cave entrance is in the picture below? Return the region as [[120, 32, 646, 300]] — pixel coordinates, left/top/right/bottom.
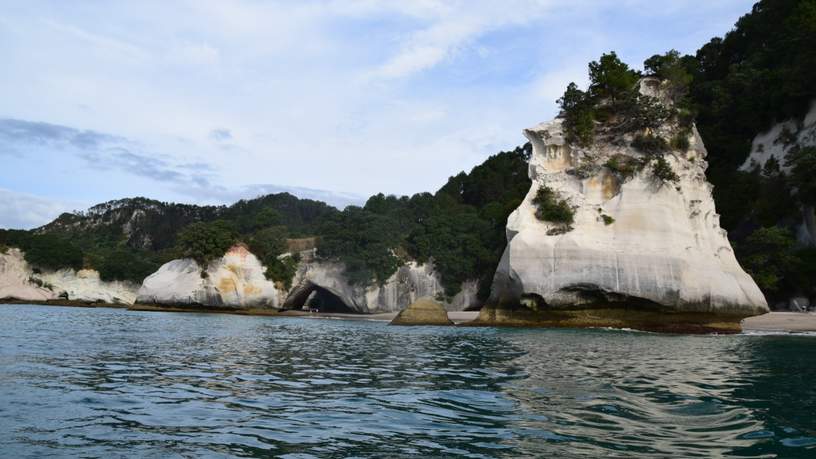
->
[[283, 282, 356, 313]]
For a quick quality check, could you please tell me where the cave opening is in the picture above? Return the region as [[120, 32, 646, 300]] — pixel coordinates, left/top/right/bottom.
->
[[283, 282, 357, 313]]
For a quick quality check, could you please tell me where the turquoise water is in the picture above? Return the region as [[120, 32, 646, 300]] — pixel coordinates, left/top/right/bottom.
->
[[1, 305, 815, 458]]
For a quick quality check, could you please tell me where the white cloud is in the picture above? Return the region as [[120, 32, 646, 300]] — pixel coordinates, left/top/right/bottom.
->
[[0, 189, 84, 230]]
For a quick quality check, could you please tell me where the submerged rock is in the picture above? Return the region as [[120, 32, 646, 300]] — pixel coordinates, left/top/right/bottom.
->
[[489, 80, 768, 329], [390, 298, 453, 326], [136, 245, 282, 309]]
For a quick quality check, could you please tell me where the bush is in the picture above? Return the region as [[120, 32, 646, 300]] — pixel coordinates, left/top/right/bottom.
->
[[601, 215, 615, 225], [632, 134, 669, 155], [652, 156, 680, 183], [605, 154, 646, 180], [670, 132, 691, 151], [175, 220, 238, 267], [532, 186, 574, 225]]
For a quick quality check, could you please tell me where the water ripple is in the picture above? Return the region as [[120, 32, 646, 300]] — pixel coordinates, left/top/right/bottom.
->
[[1, 305, 815, 458]]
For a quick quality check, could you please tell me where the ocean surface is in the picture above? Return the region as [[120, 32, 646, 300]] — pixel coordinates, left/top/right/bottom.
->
[[1, 304, 815, 458]]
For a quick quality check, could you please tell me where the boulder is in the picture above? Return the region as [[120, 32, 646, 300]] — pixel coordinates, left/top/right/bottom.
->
[[489, 79, 768, 329], [390, 298, 453, 326], [136, 245, 282, 309]]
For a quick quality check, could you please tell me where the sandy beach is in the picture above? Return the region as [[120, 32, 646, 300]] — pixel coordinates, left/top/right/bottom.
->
[[741, 312, 816, 333]]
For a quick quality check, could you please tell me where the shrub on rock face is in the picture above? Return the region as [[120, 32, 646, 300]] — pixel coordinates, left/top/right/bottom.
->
[[632, 134, 669, 155], [532, 186, 574, 225], [605, 154, 646, 180], [786, 146, 816, 205], [652, 156, 680, 184]]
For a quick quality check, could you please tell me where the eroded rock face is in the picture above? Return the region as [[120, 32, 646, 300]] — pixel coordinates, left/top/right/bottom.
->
[[38, 269, 139, 305], [284, 254, 481, 313], [136, 245, 282, 308], [390, 298, 453, 326], [0, 249, 55, 302], [0, 248, 138, 304], [491, 89, 768, 316]]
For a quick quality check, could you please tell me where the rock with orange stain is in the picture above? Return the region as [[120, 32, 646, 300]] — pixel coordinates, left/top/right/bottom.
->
[[491, 79, 768, 316], [136, 244, 282, 308]]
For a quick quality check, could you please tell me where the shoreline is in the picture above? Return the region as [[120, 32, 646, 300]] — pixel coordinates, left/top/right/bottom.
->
[[3, 300, 816, 332]]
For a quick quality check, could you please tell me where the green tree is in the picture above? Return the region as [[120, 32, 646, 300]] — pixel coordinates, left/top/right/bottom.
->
[[786, 146, 816, 205], [738, 227, 797, 295], [175, 220, 238, 267], [22, 235, 84, 271], [558, 82, 595, 146], [588, 51, 639, 103]]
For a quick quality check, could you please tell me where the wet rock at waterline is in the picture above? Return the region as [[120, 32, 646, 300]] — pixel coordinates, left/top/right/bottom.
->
[[390, 298, 453, 326]]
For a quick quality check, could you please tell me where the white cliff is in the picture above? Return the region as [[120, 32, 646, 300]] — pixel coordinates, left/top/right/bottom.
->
[[0, 249, 55, 301], [491, 82, 768, 316], [0, 248, 138, 304], [740, 100, 816, 245], [283, 251, 480, 313], [136, 244, 283, 308]]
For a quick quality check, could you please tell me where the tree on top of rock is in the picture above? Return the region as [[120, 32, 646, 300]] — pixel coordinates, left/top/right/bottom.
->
[[588, 52, 639, 103]]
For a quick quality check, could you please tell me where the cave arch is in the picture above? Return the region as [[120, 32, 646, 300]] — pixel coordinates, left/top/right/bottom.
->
[[283, 281, 356, 313]]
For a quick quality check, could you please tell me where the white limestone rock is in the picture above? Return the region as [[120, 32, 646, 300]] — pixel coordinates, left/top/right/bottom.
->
[[0, 248, 138, 304], [284, 251, 480, 313], [136, 245, 282, 308], [0, 249, 55, 302], [38, 269, 139, 305], [491, 83, 768, 316]]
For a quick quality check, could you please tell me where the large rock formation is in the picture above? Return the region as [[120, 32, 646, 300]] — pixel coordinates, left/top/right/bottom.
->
[[282, 250, 481, 313], [390, 298, 453, 326], [0, 249, 55, 302], [0, 248, 138, 305], [489, 80, 768, 326], [136, 245, 283, 309]]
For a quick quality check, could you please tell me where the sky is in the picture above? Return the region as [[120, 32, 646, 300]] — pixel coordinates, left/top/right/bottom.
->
[[0, 0, 755, 229]]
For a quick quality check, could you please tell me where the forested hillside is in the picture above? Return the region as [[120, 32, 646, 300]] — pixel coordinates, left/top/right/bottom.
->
[[1, 145, 531, 299]]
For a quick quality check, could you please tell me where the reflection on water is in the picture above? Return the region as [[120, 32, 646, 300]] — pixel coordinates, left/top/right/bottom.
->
[[0, 305, 815, 458]]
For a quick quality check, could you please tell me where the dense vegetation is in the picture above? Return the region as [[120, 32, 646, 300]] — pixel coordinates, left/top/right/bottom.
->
[[2, 145, 531, 299], [532, 186, 574, 226]]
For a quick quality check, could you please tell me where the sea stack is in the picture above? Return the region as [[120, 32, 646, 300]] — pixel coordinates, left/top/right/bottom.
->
[[485, 78, 768, 332]]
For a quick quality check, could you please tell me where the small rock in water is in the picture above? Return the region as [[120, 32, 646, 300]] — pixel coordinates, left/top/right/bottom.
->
[[390, 298, 453, 326]]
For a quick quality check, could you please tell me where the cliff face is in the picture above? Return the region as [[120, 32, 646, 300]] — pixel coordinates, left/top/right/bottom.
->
[[283, 251, 480, 313], [491, 85, 768, 317], [0, 248, 138, 305], [740, 100, 816, 246], [136, 245, 283, 308]]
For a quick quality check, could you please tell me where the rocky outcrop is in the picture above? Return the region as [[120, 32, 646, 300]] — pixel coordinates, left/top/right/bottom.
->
[[0, 249, 55, 302], [283, 251, 481, 313], [136, 245, 282, 309], [490, 80, 768, 325], [390, 298, 453, 326], [0, 248, 138, 305], [741, 100, 816, 246], [38, 269, 138, 305]]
